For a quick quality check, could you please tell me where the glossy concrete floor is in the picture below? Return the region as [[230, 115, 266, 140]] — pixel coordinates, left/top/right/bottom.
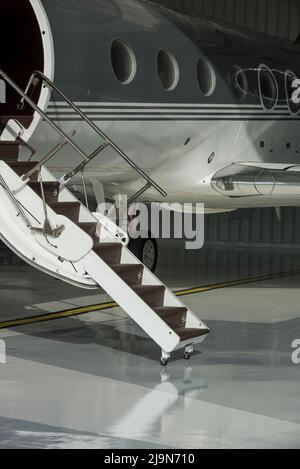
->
[[0, 242, 300, 449]]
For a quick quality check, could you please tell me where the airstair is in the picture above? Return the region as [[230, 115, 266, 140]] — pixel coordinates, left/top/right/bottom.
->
[[0, 70, 209, 365]]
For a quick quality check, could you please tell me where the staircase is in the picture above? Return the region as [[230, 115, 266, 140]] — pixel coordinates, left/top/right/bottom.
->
[[0, 69, 209, 364], [0, 141, 209, 365]]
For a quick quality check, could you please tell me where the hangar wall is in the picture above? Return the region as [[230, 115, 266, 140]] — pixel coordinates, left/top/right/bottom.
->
[[154, 0, 300, 40], [154, 0, 300, 248]]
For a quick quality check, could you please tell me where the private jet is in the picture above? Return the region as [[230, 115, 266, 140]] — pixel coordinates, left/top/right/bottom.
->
[[0, 0, 299, 364]]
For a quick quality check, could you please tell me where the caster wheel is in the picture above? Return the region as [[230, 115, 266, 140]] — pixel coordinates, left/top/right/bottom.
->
[[160, 358, 169, 367], [184, 352, 192, 361]]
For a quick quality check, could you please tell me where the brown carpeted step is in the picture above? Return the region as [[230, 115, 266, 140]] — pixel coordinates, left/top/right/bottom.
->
[[132, 285, 165, 308], [77, 222, 99, 243], [154, 306, 187, 329], [49, 202, 81, 222], [0, 116, 33, 129], [28, 181, 60, 204], [175, 327, 210, 342], [0, 142, 19, 161], [93, 243, 122, 265], [7, 161, 39, 181], [111, 264, 144, 286]]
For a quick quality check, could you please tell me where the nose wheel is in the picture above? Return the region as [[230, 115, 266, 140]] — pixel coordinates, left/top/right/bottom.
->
[[128, 234, 158, 272]]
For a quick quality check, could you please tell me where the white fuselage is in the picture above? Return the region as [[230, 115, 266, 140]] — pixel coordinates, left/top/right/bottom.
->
[[3, 0, 300, 213], [25, 100, 300, 212]]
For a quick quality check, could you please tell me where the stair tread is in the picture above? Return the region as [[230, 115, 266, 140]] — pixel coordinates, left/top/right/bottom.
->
[[111, 263, 143, 271], [28, 181, 60, 204], [94, 242, 121, 249], [93, 243, 123, 265], [29, 181, 60, 188], [49, 201, 80, 208], [154, 306, 187, 314], [7, 161, 39, 181], [154, 306, 187, 329], [8, 161, 38, 167], [0, 142, 19, 161], [94, 243, 121, 251], [132, 285, 165, 307], [111, 263, 144, 286], [77, 222, 98, 231], [176, 327, 209, 341], [77, 222, 97, 227], [49, 201, 81, 223], [76, 222, 99, 242], [132, 285, 165, 293], [0, 116, 34, 128]]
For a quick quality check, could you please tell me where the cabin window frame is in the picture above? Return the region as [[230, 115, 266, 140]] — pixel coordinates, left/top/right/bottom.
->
[[197, 57, 216, 97], [232, 65, 248, 101], [157, 48, 180, 91], [258, 63, 278, 111], [111, 38, 137, 85]]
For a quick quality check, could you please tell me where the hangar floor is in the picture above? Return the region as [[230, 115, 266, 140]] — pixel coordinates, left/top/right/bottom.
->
[[0, 242, 300, 449]]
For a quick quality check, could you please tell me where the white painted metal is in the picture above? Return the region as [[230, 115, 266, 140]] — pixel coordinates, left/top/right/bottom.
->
[[84, 248, 209, 353], [0, 120, 23, 141], [84, 251, 180, 353], [0, 162, 97, 288], [21, 0, 55, 142], [92, 211, 129, 245], [35, 215, 93, 262], [26, 100, 300, 212], [0, 159, 208, 354]]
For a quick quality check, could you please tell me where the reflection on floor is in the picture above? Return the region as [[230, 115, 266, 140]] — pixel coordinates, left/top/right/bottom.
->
[[0, 242, 300, 448]]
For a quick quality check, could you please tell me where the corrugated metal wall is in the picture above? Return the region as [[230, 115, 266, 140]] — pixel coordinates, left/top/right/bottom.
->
[[206, 208, 300, 247], [155, 0, 300, 247], [156, 0, 300, 40]]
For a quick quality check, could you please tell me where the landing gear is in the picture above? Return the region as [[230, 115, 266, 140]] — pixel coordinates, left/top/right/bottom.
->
[[160, 350, 170, 367], [129, 234, 158, 272], [184, 345, 194, 361]]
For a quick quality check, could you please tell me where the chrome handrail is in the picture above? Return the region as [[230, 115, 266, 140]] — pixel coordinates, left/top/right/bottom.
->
[[0, 69, 90, 164], [1, 68, 167, 198]]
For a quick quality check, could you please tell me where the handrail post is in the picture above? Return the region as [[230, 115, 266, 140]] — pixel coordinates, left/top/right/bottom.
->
[[0, 69, 90, 163], [21, 141, 67, 181], [33, 71, 167, 198]]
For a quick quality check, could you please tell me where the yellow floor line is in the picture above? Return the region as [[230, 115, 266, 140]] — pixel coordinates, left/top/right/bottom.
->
[[0, 269, 299, 330]]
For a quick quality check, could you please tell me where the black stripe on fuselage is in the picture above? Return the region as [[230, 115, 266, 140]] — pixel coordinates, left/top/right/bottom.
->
[[47, 103, 300, 121], [47, 111, 291, 116], [48, 106, 266, 111], [48, 117, 300, 121]]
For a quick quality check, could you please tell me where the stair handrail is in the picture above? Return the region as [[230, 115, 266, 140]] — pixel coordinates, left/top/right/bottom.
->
[[0, 69, 167, 198]]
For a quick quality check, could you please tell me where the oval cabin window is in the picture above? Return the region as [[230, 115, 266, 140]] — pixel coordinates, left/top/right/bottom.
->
[[197, 58, 216, 96], [111, 39, 137, 85], [233, 65, 248, 101], [259, 65, 278, 110], [157, 49, 179, 91]]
